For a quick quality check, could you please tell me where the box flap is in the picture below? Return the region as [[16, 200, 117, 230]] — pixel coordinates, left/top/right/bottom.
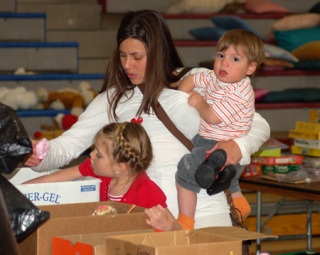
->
[[19, 201, 151, 255], [199, 227, 277, 241], [52, 230, 153, 255], [38, 201, 144, 218], [56, 229, 153, 245], [106, 230, 243, 255]]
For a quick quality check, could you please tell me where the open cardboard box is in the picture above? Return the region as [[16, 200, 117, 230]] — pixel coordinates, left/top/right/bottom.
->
[[52, 229, 153, 255], [18, 201, 152, 255], [106, 227, 277, 255], [9, 167, 100, 206]]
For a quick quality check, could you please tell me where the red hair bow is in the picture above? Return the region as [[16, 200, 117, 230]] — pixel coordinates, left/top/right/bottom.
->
[[131, 117, 143, 124]]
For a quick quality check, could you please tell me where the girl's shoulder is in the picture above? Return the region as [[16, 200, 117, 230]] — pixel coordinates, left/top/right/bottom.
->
[[128, 173, 167, 208], [133, 173, 166, 197]]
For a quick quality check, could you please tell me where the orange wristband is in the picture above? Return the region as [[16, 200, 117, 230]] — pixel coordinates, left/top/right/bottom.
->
[[177, 213, 195, 230], [233, 196, 251, 220]]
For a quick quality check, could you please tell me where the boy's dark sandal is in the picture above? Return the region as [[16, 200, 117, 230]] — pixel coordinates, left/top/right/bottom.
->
[[194, 149, 227, 189], [207, 165, 237, 196]]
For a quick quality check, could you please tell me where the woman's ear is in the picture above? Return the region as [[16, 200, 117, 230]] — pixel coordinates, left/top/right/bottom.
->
[[247, 62, 257, 76]]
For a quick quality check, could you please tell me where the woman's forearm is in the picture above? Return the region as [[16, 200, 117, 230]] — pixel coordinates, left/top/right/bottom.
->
[[31, 94, 109, 172], [234, 112, 271, 165]]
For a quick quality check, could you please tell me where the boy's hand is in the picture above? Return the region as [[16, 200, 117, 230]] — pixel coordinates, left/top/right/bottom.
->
[[188, 91, 204, 108]]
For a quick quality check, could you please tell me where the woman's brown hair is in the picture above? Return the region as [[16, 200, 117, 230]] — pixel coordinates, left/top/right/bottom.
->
[[99, 10, 184, 120]]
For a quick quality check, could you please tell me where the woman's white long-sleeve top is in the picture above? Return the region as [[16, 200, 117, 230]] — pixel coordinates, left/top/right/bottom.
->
[[31, 68, 270, 228]]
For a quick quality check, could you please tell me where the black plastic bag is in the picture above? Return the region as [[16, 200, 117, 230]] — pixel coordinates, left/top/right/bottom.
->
[[0, 103, 33, 174], [0, 188, 20, 255], [0, 103, 49, 243], [0, 174, 50, 243]]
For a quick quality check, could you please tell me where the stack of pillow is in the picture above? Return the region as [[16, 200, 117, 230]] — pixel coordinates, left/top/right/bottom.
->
[[166, 0, 290, 14], [267, 12, 320, 70], [167, 0, 320, 104], [185, 0, 320, 71]]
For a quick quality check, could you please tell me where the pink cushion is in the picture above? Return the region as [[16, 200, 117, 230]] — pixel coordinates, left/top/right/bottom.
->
[[244, 0, 290, 14], [254, 88, 269, 102]]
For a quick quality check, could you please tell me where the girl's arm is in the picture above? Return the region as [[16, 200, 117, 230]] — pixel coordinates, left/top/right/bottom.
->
[[23, 165, 82, 184]]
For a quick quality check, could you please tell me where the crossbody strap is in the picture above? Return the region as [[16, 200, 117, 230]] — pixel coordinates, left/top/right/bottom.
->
[[153, 102, 194, 151]]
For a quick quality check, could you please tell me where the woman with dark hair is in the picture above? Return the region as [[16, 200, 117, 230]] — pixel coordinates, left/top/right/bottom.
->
[[25, 10, 270, 229]]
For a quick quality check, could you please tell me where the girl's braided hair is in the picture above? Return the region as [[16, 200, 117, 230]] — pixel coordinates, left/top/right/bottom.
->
[[96, 122, 153, 174]]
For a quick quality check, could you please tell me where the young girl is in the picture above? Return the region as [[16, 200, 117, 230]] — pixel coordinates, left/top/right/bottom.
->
[[24, 122, 167, 209]]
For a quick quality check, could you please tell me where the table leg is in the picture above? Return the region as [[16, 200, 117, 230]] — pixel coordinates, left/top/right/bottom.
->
[[256, 191, 262, 255], [306, 201, 313, 253]]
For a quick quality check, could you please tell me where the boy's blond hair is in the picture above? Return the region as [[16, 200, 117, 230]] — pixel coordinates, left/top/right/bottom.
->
[[217, 29, 265, 74]]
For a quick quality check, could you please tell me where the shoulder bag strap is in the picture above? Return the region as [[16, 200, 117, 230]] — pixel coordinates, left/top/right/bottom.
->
[[153, 102, 194, 151]]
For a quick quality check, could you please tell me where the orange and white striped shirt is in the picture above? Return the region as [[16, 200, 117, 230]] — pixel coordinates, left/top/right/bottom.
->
[[194, 70, 255, 141]]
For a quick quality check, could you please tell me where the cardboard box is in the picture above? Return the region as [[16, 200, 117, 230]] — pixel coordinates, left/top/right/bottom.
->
[[262, 165, 301, 175], [309, 109, 320, 123], [289, 129, 320, 140], [251, 155, 303, 165], [106, 227, 276, 255], [241, 164, 262, 178], [252, 138, 289, 157], [291, 145, 320, 157], [9, 167, 100, 206], [252, 148, 281, 157], [18, 201, 152, 255], [294, 138, 320, 149], [52, 230, 153, 255], [295, 121, 320, 133]]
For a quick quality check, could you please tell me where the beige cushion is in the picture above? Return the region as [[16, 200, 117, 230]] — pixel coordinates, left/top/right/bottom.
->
[[166, 0, 243, 14], [272, 13, 320, 31], [263, 57, 294, 68]]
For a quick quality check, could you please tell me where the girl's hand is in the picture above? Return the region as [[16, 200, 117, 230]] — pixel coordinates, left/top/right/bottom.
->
[[145, 205, 176, 231], [23, 140, 41, 167]]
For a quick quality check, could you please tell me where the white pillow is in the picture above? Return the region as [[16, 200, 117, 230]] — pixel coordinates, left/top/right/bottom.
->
[[264, 44, 299, 62], [166, 0, 242, 14]]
